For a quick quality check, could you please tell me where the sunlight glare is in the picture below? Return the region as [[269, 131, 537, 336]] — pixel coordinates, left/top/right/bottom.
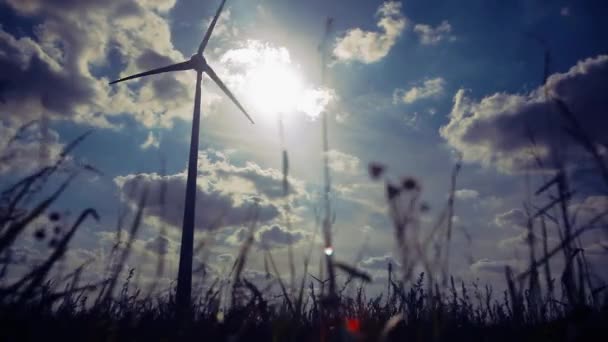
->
[[248, 61, 304, 115], [221, 41, 333, 119]]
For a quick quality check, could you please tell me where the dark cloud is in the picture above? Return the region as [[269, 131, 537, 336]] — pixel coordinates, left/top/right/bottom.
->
[[5, 0, 134, 14], [136, 49, 177, 71], [144, 235, 171, 255], [0, 0, 191, 128], [257, 224, 303, 248], [150, 75, 190, 102], [114, 151, 310, 231], [571, 196, 608, 224], [441, 55, 608, 173], [116, 172, 280, 230], [0, 29, 97, 121]]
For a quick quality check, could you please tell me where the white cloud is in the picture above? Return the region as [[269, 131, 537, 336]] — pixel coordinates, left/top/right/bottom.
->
[[454, 189, 479, 200], [402, 111, 420, 129], [414, 20, 454, 45], [0, 120, 64, 175], [470, 258, 518, 274], [498, 231, 539, 250], [140, 132, 160, 150], [333, 1, 406, 63], [359, 255, 397, 270], [326, 149, 361, 175], [394, 77, 446, 104], [201, 7, 237, 41], [494, 209, 527, 229]]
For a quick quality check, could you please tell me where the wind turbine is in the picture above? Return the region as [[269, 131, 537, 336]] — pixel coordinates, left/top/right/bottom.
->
[[109, 0, 254, 313]]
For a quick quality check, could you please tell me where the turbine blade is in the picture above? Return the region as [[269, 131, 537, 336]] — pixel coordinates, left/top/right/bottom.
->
[[205, 65, 254, 124], [197, 0, 227, 55], [109, 61, 192, 85]]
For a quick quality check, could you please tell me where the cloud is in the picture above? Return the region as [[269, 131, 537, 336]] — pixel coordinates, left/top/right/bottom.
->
[[402, 111, 421, 129], [223, 226, 249, 246], [454, 189, 479, 200], [393, 77, 446, 104], [0, 120, 64, 175], [496, 197, 605, 251], [218, 40, 334, 119], [0, 0, 195, 129], [223, 224, 306, 249], [216, 253, 235, 264], [414, 21, 454, 45], [475, 195, 504, 211], [210, 155, 307, 200], [498, 230, 540, 250], [584, 241, 608, 255], [470, 258, 518, 274], [440, 55, 608, 173], [560, 7, 571, 17], [0, 27, 104, 125], [257, 224, 304, 248], [200, 7, 237, 41], [333, 1, 406, 64], [114, 150, 310, 231], [326, 149, 361, 175], [494, 209, 527, 229], [570, 196, 608, 224], [140, 132, 160, 150], [359, 255, 396, 270], [144, 235, 172, 255]]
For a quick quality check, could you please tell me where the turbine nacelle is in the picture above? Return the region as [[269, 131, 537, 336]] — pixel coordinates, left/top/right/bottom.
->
[[190, 54, 208, 73]]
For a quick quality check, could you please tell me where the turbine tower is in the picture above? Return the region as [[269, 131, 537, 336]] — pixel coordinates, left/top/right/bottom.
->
[[109, 0, 254, 313]]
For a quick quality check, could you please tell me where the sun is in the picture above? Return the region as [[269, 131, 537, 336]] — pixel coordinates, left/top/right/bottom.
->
[[221, 41, 332, 120], [246, 61, 304, 116]]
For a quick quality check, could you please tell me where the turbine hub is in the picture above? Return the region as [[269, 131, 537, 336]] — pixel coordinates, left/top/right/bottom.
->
[[190, 54, 207, 72]]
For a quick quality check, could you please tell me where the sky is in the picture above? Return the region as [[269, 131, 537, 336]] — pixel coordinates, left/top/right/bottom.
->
[[1, 0, 607, 297]]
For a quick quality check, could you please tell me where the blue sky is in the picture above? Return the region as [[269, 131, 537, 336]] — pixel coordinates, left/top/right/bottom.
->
[[1, 0, 607, 295]]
